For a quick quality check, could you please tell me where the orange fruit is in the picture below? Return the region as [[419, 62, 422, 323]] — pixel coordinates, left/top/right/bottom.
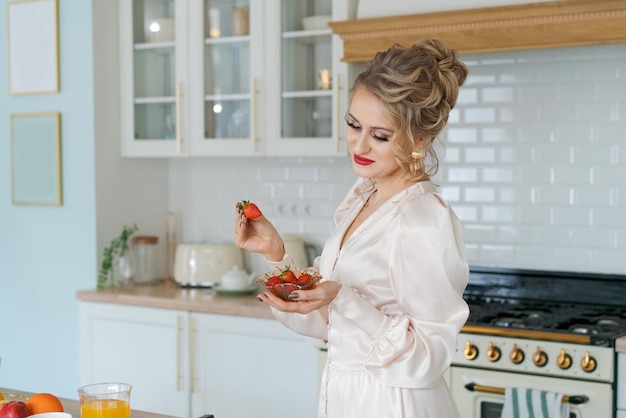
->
[[25, 393, 64, 415]]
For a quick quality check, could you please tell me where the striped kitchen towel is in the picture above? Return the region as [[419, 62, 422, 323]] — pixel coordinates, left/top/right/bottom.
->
[[500, 388, 570, 418]]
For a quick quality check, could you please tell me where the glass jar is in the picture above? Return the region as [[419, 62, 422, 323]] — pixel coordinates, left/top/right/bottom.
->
[[131, 235, 159, 284]]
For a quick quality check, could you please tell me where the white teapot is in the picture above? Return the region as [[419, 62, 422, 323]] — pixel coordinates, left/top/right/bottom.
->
[[220, 266, 256, 290]]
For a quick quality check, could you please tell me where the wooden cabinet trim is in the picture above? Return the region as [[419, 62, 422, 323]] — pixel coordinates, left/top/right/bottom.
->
[[329, 0, 626, 62]]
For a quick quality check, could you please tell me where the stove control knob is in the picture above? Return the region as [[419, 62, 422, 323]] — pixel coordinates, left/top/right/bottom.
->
[[532, 346, 548, 367], [556, 349, 572, 370], [486, 342, 501, 362], [580, 351, 597, 373], [464, 340, 479, 360], [509, 344, 524, 364]]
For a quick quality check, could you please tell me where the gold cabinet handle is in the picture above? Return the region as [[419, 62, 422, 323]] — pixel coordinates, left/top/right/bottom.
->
[[557, 348, 572, 369], [486, 342, 501, 362], [175, 82, 183, 154], [250, 77, 258, 152], [176, 315, 184, 391], [509, 344, 524, 364], [333, 72, 341, 152], [580, 351, 597, 373], [533, 346, 548, 367], [464, 340, 478, 360], [190, 317, 197, 393]]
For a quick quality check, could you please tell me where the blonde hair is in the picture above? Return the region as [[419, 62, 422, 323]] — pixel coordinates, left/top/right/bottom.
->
[[351, 38, 468, 182]]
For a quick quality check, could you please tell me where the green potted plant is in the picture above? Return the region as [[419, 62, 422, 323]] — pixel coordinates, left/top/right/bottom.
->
[[98, 224, 139, 289]]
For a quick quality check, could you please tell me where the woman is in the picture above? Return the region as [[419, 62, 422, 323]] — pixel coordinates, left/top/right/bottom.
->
[[234, 38, 470, 418]]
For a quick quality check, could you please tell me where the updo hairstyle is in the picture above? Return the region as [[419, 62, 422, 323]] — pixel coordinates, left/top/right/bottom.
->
[[351, 38, 468, 182]]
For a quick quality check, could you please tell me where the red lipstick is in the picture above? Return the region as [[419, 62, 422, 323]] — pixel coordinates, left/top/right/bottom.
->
[[354, 154, 375, 165]]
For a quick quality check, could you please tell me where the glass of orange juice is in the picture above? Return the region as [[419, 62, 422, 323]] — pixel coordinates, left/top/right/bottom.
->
[[77, 382, 132, 418]]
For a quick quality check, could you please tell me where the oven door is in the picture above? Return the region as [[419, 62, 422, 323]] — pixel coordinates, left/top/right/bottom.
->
[[450, 366, 613, 418]]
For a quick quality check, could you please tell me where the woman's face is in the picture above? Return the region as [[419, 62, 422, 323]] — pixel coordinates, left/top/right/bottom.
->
[[346, 88, 403, 183]]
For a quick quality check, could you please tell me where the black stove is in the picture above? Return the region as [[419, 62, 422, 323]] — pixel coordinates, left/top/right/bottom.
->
[[463, 267, 626, 346]]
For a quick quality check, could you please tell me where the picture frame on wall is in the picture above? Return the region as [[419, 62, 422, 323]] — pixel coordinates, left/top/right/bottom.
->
[[10, 112, 63, 206], [7, 0, 59, 95]]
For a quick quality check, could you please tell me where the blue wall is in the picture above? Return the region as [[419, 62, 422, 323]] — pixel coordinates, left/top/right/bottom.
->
[[0, 0, 97, 398]]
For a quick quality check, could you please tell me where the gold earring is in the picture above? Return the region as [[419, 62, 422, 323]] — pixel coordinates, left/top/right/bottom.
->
[[411, 149, 424, 160]]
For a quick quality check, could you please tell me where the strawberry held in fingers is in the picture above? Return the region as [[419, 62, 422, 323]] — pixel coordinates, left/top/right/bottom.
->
[[238, 200, 262, 219]]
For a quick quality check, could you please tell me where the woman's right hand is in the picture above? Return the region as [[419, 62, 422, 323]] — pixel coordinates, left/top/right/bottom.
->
[[234, 201, 285, 262]]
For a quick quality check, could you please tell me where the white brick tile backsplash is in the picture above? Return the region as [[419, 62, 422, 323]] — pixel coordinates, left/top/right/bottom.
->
[[481, 86, 515, 103], [457, 88, 478, 104], [481, 205, 517, 223], [464, 147, 496, 163], [448, 167, 479, 182], [573, 186, 614, 206], [594, 207, 626, 228], [447, 128, 478, 143], [551, 207, 593, 226], [463, 224, 497, 243], [169, 44, 626, 275], [479, 245, 516, 265], [465, 107, 497, 124], [464, 187, 496, 202], [572, 227, 613, 248], [498, 105, 536, 123], [482, 127, 517, 143]]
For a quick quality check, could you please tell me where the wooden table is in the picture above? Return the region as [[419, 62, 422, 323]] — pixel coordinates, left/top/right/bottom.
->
[[0, 388, 179, 418]]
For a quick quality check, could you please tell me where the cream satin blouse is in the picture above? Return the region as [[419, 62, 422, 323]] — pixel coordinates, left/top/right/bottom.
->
[[268, 178, 469, 418]]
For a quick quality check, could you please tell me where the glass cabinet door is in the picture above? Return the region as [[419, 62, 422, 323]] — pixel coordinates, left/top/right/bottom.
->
[[120, 0, 188, 156], [281, 0, 333, 140], [263, 0, 346, 156], [188, 0, 260, 156]]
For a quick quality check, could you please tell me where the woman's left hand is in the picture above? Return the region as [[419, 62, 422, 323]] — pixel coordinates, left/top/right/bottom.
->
[[257, 281, 341, 314]]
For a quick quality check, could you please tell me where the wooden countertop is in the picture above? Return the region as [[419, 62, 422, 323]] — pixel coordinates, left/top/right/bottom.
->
[[0, 388, 177, 418], [76, 281, 273, 319], [617, 335, 626, 352]]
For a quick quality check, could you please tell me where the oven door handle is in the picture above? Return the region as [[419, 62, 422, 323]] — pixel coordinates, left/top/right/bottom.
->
[[464, 383, 589, 405]]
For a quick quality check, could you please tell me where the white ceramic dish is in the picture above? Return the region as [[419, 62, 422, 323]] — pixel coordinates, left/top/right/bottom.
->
[[214, 283, 259, 295], [302, 15, 331, 31], [30, 413, 72, 418]]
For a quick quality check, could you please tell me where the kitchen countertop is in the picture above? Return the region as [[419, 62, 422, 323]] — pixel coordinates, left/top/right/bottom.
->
[[617, 335, 626, 352], [77, 283, 626, 351], [76, 280, 273, 319], [0, 387, 177, 418]]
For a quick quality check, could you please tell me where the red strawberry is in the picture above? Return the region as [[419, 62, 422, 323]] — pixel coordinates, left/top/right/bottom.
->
[[238, 200, 262, 219], [297, 273, 312, 285], [266, 276, 282, 287], [280, 266, 298, 284]]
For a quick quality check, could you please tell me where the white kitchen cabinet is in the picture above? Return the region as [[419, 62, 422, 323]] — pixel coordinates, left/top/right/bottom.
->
[[190, 313, 318, 418], [119, 0, 354, 158], [79, 302, 319, 418], [78, 302, 190, 417]]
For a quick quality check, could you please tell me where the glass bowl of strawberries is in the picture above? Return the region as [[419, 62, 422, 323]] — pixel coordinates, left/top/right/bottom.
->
[[257, 266, 322, 301]]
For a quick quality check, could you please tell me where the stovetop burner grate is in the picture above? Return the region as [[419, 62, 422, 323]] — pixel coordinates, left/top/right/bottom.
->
[[463, 267, 626, 346]]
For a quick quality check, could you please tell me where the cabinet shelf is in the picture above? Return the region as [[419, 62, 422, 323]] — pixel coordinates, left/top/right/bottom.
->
[[135, 41, 176, 50], [135, 96, 176, 104], [283, 28, 331, 38], [283, 89, 332, 98], [204, 35, 251, 45], [204, 93, 251, 101]]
